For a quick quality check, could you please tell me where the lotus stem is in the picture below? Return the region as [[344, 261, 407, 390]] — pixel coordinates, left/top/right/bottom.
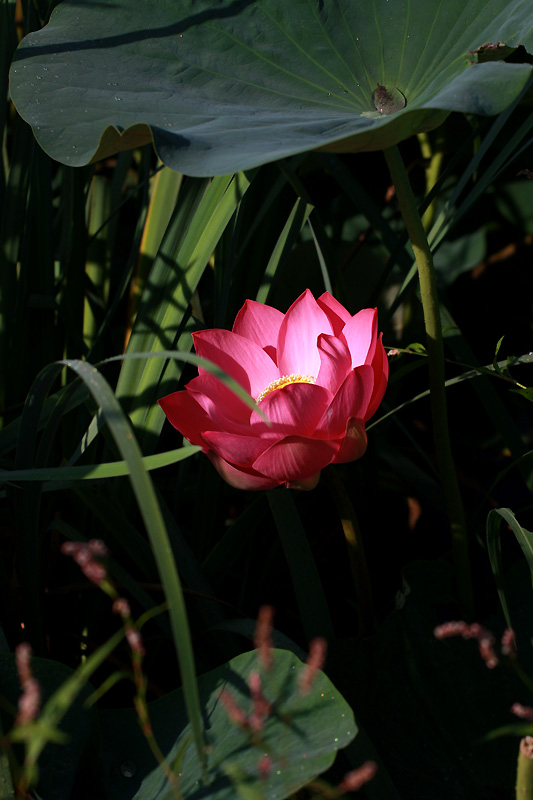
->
[[326, 469, 373, 637], [383, 144, 473, 615], [517, 737, 533, 798]]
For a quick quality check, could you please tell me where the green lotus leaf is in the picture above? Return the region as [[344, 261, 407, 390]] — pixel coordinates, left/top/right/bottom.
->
[[99, 649, 356, 800], [9, 0, 533, 176]]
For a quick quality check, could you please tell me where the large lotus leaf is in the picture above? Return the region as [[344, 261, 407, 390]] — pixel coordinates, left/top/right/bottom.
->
[[99, 648, 356, 800], [9, 0, 533, 176]]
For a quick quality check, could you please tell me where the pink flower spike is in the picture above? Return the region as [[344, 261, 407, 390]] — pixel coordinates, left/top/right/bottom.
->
[[61, 540, 108, 586], [125, 625, 145, 657], [254, 605, 275, 671], [218, 689, 249, 729], [511, 703, 533, 721], [15, 643, 41, 726], [258, 755, 273, 780], [434, 621, 499, 668], [158, 289, 387, 491], [299, 637, 327, 695], [248, 671, 272, 731], [337, 761, 377, 793], [478, 633, 499, 669], [501, 628, 516, 658], [434, 621, 469, 639], [88, 539, 108, 557], [113, 597, 131, 618]]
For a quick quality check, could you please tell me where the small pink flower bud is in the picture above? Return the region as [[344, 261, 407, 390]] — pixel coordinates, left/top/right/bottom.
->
[[15, 642, 32, 683]]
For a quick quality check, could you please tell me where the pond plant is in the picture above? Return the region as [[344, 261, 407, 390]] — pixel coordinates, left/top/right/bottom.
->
[[2, 0, 533, 797]]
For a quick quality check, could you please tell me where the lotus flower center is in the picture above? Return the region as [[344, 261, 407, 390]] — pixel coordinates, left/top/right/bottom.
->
[[256, 374, 316, 404]]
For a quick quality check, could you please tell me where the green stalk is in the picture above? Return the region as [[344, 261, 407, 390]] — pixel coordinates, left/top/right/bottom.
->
[[517, 737, 533, 799], [325, 469, 373, 637], [383, 145, 473, 615]]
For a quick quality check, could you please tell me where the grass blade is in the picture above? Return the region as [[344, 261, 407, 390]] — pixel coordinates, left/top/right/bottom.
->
[[487, 508, 533, 643], [486, 508, 515, 634], [0, 446, 200, 484]]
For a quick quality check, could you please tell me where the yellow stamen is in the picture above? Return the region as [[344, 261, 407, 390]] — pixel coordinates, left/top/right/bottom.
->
[[256, 374, 316, 404]]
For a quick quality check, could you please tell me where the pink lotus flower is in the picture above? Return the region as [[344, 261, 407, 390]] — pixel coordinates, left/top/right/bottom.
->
[[159, 289, 388, 491]]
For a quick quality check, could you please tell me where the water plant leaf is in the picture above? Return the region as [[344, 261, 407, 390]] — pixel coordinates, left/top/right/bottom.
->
[[9, 0, 533, 176], [99, 648, 356, 800]]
